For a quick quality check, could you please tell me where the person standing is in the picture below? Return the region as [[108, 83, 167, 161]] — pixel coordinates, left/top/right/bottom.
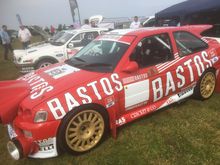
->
[[130, 16, 141, 29], [18, 25, 32, 49], [50, 25, 55, 36], [91, 20, 98, 28], [81, 19, 91, 29], [0, 25, 13, 60]]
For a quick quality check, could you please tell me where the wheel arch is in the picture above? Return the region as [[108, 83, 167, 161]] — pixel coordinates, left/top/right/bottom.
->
[[56, 103, 113, 154], [34, 56, 59, 69], [193, 67, 216, 100]]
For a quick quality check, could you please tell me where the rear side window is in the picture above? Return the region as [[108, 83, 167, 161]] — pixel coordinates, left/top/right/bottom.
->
[[173, 31, 208, 57]]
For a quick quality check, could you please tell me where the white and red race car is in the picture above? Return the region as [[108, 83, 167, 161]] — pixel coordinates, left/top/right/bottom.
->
[[1, 25, 220, 160]]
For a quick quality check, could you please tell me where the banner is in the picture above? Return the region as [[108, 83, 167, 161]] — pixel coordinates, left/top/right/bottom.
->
[[69, 0, 78, 21]]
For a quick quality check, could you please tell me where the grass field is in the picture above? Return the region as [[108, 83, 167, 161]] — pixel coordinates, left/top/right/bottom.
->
[[0, 38, 220, 165]]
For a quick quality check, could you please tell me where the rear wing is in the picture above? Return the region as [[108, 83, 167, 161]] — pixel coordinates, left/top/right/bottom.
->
[[181, 25, 213, 36]]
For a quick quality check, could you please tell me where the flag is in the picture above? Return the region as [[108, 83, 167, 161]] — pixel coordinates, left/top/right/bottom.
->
[[16, 14, 23, 26], [69, 0, 78, 22]]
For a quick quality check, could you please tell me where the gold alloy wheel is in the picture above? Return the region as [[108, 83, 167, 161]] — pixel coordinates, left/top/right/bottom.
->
[[65, 110, 105, 152], [200, 72, 216, 99]]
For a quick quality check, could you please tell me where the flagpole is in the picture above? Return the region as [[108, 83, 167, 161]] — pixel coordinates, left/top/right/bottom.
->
[[76, 1, 81, 26]]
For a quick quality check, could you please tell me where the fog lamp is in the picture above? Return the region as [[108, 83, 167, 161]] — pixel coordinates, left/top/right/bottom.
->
[[7, 140, 22, 160]]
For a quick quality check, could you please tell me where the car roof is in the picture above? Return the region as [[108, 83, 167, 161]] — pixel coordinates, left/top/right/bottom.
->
[[96, 25, 212, 45], [63, 28, 109, 34], [107, 25, 212, 37]]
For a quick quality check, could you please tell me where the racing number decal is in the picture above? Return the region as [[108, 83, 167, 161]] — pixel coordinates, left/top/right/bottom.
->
[[124, 79, 149, 110]]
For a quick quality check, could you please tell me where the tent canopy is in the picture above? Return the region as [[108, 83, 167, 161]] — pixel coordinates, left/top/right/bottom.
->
[[156, 0, 220, 25]]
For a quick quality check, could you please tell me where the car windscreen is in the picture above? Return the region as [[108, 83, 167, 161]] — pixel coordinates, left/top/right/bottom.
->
[[50, 31, 75, 46], [66, 40, 129, 72]]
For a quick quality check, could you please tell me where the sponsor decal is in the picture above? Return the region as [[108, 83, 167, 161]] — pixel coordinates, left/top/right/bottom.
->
[[7, 124, 17, 139], [37, 138, 55, 152], [122, 73, 148, 84], [30, 137, 58, 158], [130, 109, 147, 119], [152, 51, 212, 102], [105, 96, 115, 108], [130, 105, 157, 119], [45, 64, 80, 79], [178, 87, 194, 98], [211, 56, 219, 64], [18, 72, 53, 99], [47, 73, 123, 120], [116, 117, 126, 126]]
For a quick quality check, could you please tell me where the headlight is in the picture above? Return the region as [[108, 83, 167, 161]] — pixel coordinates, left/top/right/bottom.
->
[[34, 111, 48, 123]]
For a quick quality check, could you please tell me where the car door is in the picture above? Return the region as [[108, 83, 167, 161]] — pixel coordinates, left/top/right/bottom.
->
[[120, 33, 175, 112], [172, 31, 212, 89]]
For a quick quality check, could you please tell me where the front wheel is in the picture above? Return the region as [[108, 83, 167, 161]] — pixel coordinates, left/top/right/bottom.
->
[[57, 105, 109, 155], [36, 59, 55, 69], [194, 69, 216, 100]]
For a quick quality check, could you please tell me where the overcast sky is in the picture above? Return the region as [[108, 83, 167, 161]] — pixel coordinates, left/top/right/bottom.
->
[[0, 0, 186, 29]]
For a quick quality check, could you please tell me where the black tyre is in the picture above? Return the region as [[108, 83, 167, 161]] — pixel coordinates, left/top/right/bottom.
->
[[36, 59, 56, 69], [57, 104, 109, 155], [194, 69, 216, 100]]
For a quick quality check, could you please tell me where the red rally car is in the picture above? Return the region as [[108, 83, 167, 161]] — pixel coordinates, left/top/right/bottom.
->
[[1, 25, 220, 160]]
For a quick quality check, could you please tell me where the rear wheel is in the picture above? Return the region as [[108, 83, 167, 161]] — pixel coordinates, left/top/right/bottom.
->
[[194, 69, 216, 100], [57, 105, 108, 155]]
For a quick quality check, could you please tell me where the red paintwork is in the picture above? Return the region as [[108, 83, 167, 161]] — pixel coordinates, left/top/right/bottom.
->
[[1, 25, 220, 158], [0, 80, 30, 124]]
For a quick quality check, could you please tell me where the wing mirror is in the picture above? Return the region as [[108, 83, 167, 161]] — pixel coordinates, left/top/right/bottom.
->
[[122, 61, 139, 73], [67, 42, 74, 48]]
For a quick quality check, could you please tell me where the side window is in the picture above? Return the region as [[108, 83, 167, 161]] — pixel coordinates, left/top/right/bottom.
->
[[81, 32, 99, 46], [173, 31, 208, 57], [143, 18, 156, 27], [67, 31, 99, 48], [130, 33, 173, 68]]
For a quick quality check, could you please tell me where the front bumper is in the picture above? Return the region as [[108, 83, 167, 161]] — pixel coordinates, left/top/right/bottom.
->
[[7, 118, 60, 159], [14, 60, 35, 74], [13, 55, 35, 74]]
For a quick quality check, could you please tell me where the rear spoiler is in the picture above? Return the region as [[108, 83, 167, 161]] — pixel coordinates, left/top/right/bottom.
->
[[181, 25, 213, 35]]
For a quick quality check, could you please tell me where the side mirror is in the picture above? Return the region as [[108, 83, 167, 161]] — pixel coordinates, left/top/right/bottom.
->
[[67, 42, 74, 48], [122, 61, 139, 73]]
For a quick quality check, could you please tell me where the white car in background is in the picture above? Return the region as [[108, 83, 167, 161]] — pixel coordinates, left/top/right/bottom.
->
[[13, 28, 109, 73]]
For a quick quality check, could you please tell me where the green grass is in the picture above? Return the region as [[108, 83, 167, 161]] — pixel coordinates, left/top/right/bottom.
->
[[1, 38, 220, 164]]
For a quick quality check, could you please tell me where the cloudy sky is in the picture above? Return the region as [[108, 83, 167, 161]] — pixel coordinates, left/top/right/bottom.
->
[[0, 0, 186, 29]]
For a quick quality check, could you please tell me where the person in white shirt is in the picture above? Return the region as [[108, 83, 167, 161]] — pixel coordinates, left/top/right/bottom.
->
[[81, 19, 91, 29], [18, 25, 32, 49], [130, 16, 141, 29]]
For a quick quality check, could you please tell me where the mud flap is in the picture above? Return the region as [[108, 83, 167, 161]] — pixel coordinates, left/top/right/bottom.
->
[[107, 107, 117, 139], [215, 69, 220, 93]]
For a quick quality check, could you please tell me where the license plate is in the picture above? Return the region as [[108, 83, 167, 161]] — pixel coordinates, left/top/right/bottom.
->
[[7, 124, 17, 139]]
